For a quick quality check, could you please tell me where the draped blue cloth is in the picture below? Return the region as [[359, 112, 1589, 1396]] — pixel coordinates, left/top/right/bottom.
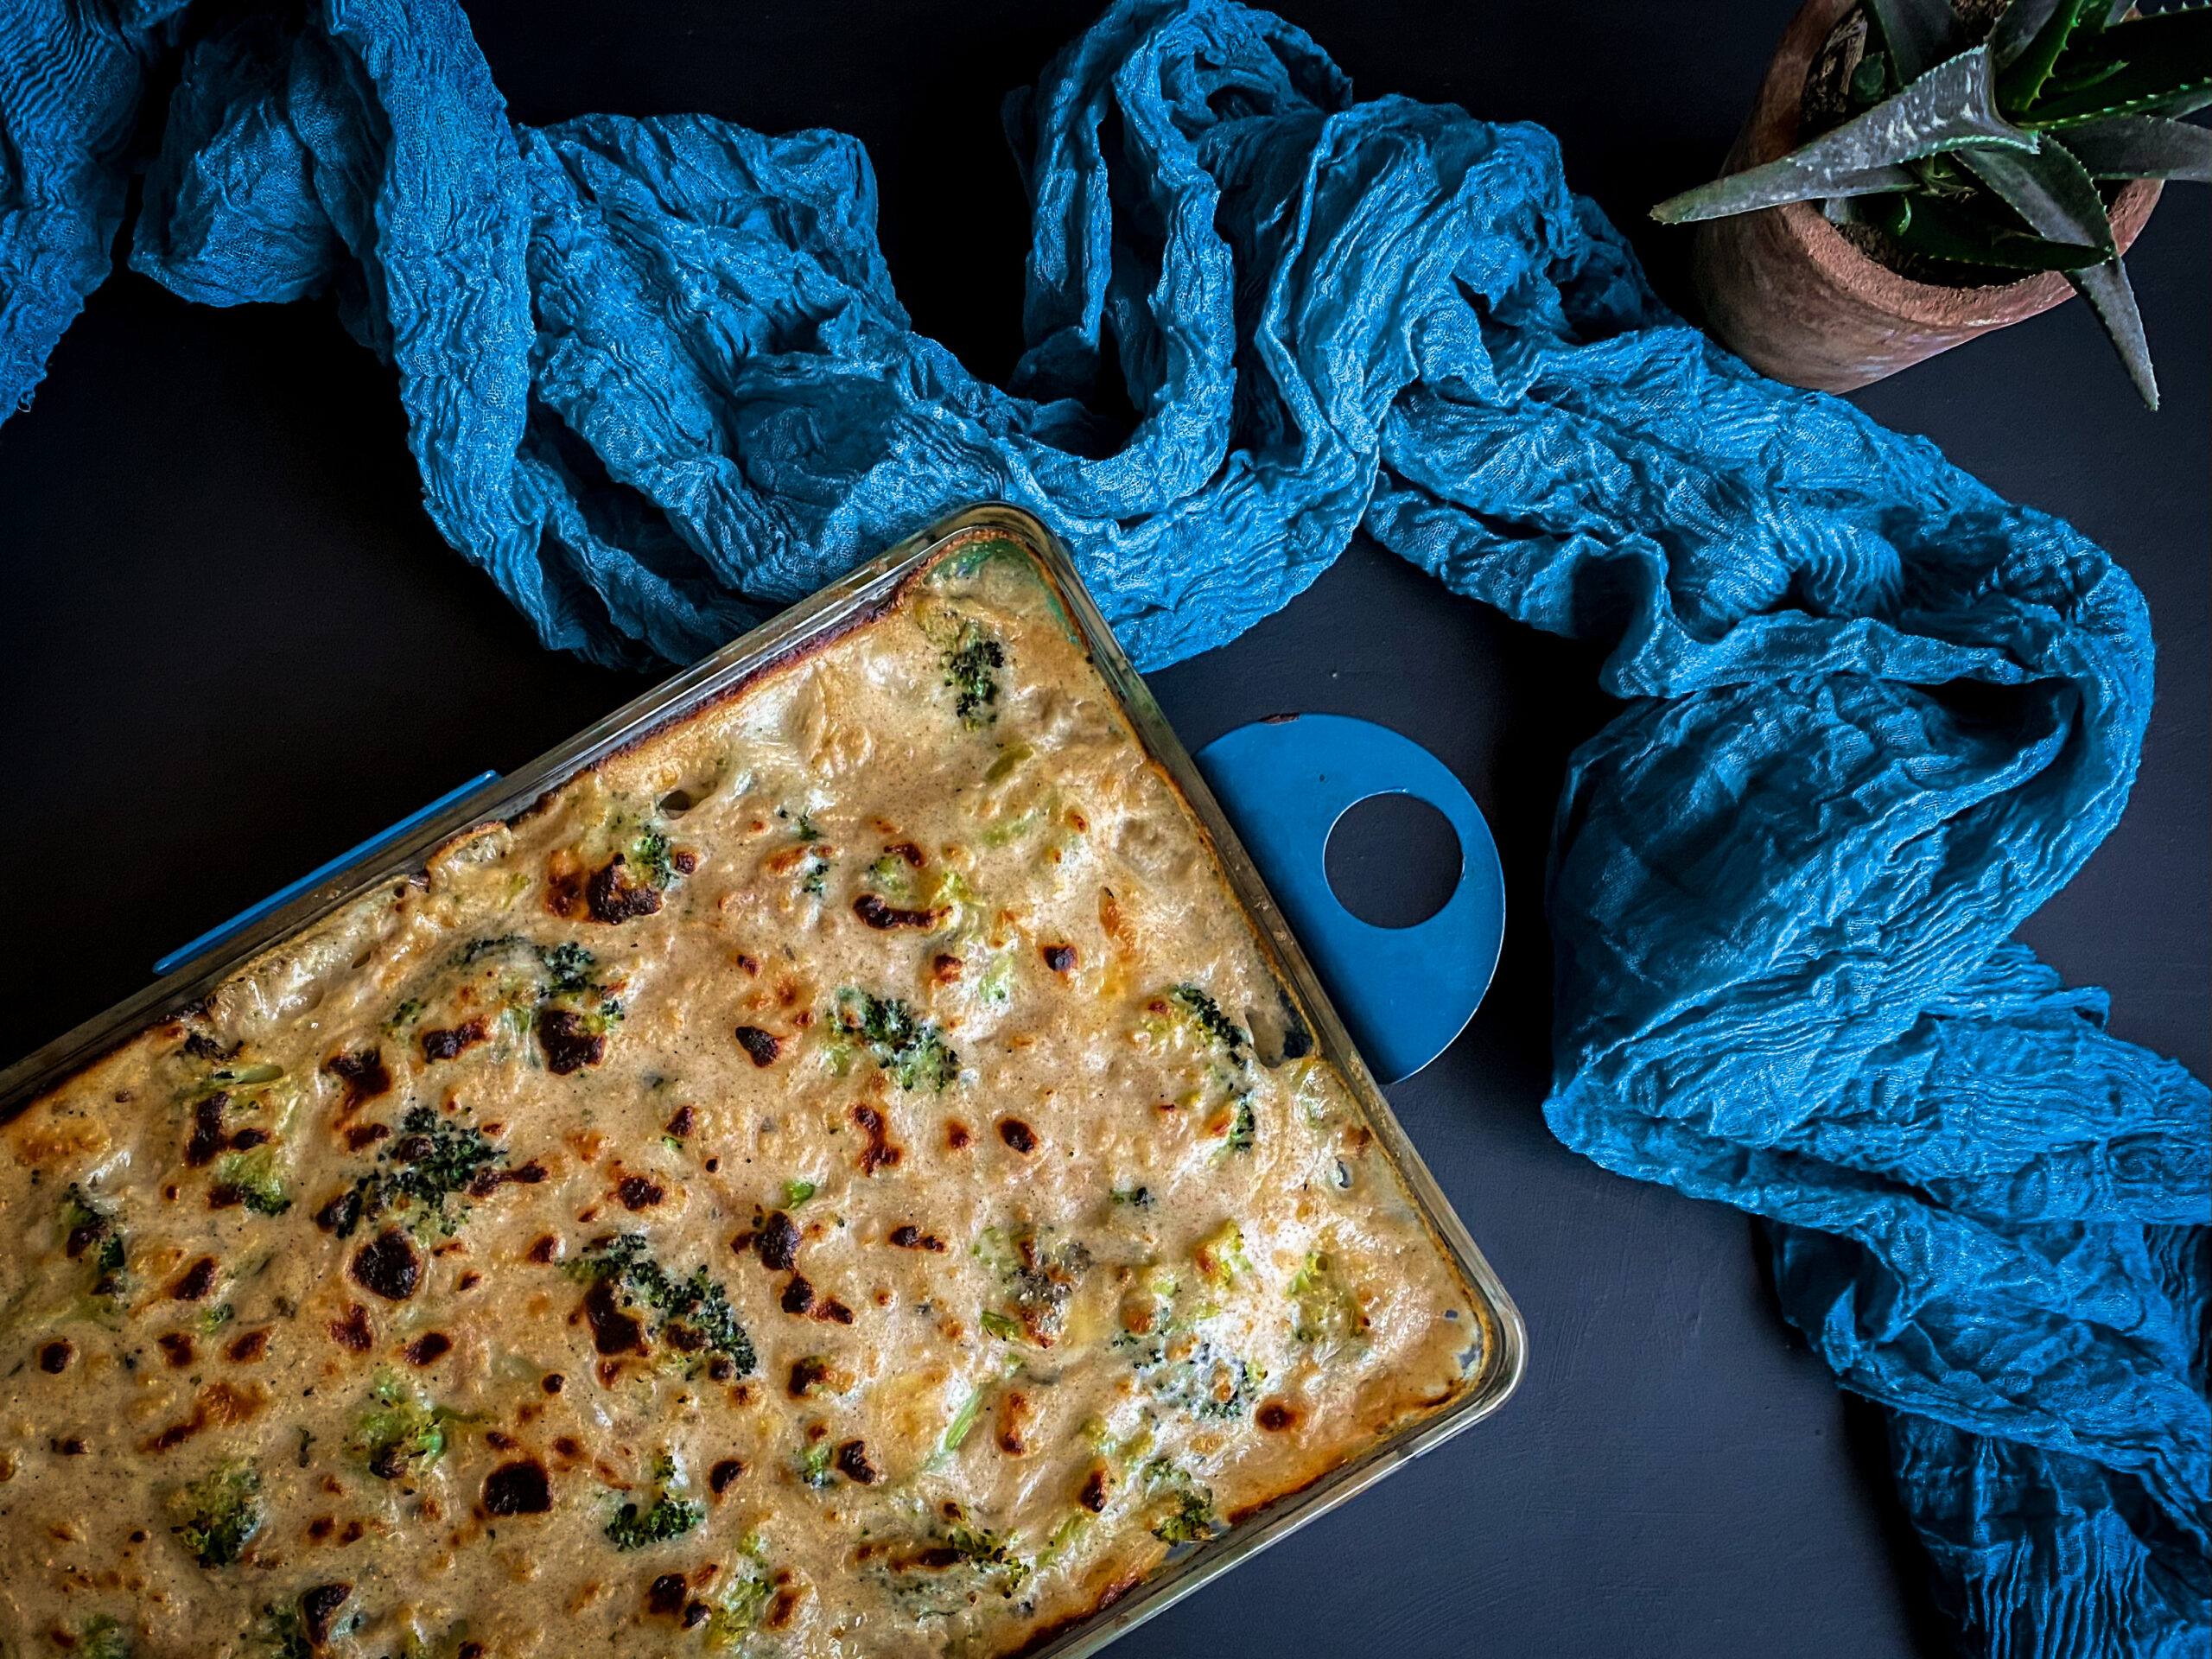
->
[[3, 1, 2204, 1652]]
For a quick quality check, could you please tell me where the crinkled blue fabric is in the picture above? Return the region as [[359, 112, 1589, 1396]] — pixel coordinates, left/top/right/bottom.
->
[[3, 1, 2205, 1652]]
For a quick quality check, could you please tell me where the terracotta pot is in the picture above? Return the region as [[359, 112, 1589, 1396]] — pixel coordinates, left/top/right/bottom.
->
[[1689, 0, 2163, 392]]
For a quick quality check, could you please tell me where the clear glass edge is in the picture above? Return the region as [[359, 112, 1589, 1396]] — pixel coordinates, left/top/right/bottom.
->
[[0, 502, 1527, 1657]]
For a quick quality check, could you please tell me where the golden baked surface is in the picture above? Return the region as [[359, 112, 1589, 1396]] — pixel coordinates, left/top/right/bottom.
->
[[0, 536, 1476, 1658]]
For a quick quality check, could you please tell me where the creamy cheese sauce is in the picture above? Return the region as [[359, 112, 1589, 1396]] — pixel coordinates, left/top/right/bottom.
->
[[0, 537, 1478, 1658]]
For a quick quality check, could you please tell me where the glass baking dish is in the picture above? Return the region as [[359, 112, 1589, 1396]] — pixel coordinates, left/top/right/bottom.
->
[[0, 502, 1524, 1656]]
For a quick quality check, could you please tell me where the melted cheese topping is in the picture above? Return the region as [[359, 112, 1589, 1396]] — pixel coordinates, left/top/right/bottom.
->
[[0, 537, 1478, 1658]]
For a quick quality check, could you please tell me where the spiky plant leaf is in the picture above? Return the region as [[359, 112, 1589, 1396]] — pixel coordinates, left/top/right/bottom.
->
[[1991, 0, 2066, 69], [2068, 258, 2158, 408], [2018, 6, 2212, 126], [1652, 48, 2032, 222], [1999, 0, 2107, 110], [1868, 0, 1963, 79], [2054, 112, 2212, 178], [1959, 137, 2116, 250], [1866, 189, 2107, 265]]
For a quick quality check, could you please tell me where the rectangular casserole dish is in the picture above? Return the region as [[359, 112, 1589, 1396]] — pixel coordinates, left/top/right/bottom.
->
[[0, 503, 1523, 1658]]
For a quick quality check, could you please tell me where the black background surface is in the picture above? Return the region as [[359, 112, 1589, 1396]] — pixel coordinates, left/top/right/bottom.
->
[[1, 3, 2203, 1656]]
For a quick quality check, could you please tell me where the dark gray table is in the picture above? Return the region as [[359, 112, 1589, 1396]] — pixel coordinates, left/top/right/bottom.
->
[[1, 4, 2202, 1655]]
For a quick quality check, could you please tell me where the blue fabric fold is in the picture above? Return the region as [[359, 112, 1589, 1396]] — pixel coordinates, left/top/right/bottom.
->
[[2, 1, 2204, 1651]]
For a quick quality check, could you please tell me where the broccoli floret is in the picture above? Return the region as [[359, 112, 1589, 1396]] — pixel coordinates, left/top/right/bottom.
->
[[942, 620, 1007, 728], [1143, 1459, 1218, 1544], [171, 1459, 264, 1567], [835, 990, 958, 1090], [79, 1616, 132, 1659], [1224, 1094, 1256, 1154], [569, 1235, 756, 1374], [948, 1525, 1033, 1595], [1170, 984, 1249, 1065], [212, 1147, 292, 1217], [251, 1604, 312, 1659], [604, 1495, 702, 1551], [542, 942, 596, 995], [60, 1184, 127, 1294], [350, 1376, 451, 1480]]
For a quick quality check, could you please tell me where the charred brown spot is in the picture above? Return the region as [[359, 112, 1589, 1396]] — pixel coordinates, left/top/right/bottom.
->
[[665, 1105, 696, 1138], [544, 850, 589, 918], [485, 1430, 517, 1451], [482, 1459, 552, 1516], [226, 1328, 270, 1363], [787, 1356, 831, 1399], [1256, 1401, 1300, 1432], [419, 1020, 489, 1064], [404, 1332, 453, 1367], [143, 1382, 262, 1454], [945, 1121, 972, 1150], [852, 893, 943, 931], [54, 1437, 87, 1455], [834, 1440, 878, 1484], [344, 1122, 391, 1152], [767, 1588, 801, 1629], [329, 1303, 374, 1352], [754, 1211, 801, 1273], [887, 841, 925, 868], [616, 1175, 665, 1212], [811, 1297, 854, 1325], [852, 1103, 901, 1175], [325, 1048, 391, 1112], [537, 1007, 607, 1074], [301, 1581, 352, 1644], [185, 1096, 228, 1166], [647, 1573, 687, 1617], [156, 1332, 195, 1369], [997, 1117, 1038, 1154], [583, 1279, 644, 1356], [170, 1255, 218, 1301], [542, 1373, 565, 1395], [526, 1233, 560, 1264], [351, 1229, 421, 1301], [586, 854, 663, 924], [308, 1516, 335, 1541], [683, 1600, 711, 1629], [886, 1224, 948, 1253], [780, 1276, 816, 1315], [709, 1459, 744, 1495], [734, 1025, 781, 1067], [1080, 1466, 1109, 1512], [37, 1339, 71, 1374], [227, 1127, 270, 1152], [930, 953, 963, 984], [1041, 942, 1077, 974]]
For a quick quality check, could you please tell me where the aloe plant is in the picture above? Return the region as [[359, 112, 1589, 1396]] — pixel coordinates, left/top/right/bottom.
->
[[1654, 0, 2210, 407]]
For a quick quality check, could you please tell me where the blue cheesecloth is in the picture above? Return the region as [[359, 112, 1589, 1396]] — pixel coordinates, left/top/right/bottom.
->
[[3, 0, 2205, 1652]]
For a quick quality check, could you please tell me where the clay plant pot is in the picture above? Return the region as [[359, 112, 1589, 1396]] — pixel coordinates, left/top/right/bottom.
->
[[1690, 0, 2163, 392]]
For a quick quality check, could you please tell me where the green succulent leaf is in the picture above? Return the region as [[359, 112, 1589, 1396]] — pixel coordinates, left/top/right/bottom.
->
[[1866, 189, 2107, 267], [2054, 112, 2212, 178], [2018, 6, 2212, 127], [1998, 0, 2106, 110], [1991, 0, 2067, 70], [1653, 48, 2032, 223], [1958, 137, 2116, 252], [1867, 0, 1963, 80], [2068, 257, 2160, 409]]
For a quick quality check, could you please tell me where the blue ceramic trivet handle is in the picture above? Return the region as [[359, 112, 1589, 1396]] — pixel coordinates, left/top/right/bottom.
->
[[1194, 715, 1503, 1084], [153, 771, 503, 977]]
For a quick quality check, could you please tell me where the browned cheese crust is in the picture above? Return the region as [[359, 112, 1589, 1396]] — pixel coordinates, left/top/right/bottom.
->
[[0, 535, 1478, 1658]]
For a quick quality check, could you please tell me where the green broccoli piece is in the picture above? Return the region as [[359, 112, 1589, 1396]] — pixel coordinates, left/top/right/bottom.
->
[[79, 1616, 133, 1659], [350, 1376, 451, 1480], [1170, 984, 1249, 1065], [1143, 1459, 1218, 1544], [171, 1459, 264, 1567], [604, 1495, 702, 1551], [834, 989, 958, 1090], [942, 620, 1007, 728], [212, 1147, 292, 1217], [569, 1235, 756, 1374]]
